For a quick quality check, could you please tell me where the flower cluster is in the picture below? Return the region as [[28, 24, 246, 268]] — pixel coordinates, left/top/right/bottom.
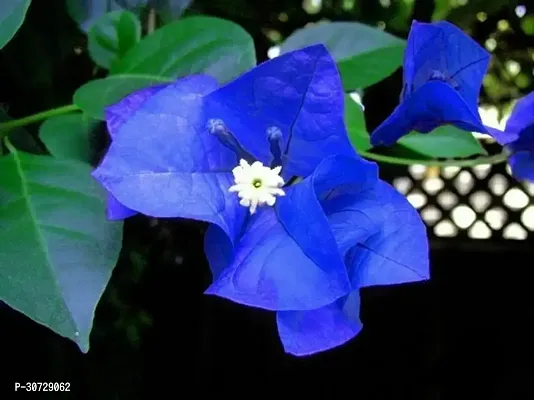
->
[[370, 20, 491, 146], [487, 92, 534, 181], [370, 20, 534, 182], [92, 42, 430, 355]]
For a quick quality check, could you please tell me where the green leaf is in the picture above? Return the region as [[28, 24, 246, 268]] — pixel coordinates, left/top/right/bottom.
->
[[68, 1, 193, 31], [397, 126, 487, 158], [110, 15, 256, 83], [344, 94, 371, 152], [0, 0, 31, 50], [88, 10, 141, 69], [280, 21, 406, 90], [66, 0, 123, 32], [0, 144, 123, 352], [39, 113, 100, 163], [73, 74, 172, 120], [0, 109, 42, 154]]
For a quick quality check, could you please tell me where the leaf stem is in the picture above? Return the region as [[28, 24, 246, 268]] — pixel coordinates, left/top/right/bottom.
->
[[0, 104, 80, 137], [359, 149, 509, 167]]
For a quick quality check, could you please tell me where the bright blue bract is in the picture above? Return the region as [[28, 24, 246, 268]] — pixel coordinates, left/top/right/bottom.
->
[[370, 20, 490, 147], [92, 44, 429, 356], [487, 92, 534, 181]]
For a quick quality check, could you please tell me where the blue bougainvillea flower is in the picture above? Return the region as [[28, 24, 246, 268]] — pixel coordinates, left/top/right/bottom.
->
[[92, 44, 429, 355], [486, 92, 534, 181], [370, 20, 490, 147]]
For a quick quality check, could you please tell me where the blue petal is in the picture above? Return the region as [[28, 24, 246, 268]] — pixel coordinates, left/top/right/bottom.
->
[[105, 84, 168, 140], [505, 91, 534, 134], [403, 20, 489, 111], [204, 224, 234, 281], [509, 150, 534, 182], [205, 206, 350, 311], [510, 124, 534, 153], [277, 290, 362, 356], [323, 180, 429, 287], [484, 126, 518, 146], [92, 75, 246, 244], [205, 155, 378, 311], [371, 80, 487, 146], [106, 193, 137, 220], [205, 44, 355, 179], [104, 83, 168, 220]]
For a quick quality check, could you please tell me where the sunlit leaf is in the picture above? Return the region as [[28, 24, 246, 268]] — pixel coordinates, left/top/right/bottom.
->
[[280, 21, 405, 90], [397, 126, 487, 158], [344, 94, 371, 152]]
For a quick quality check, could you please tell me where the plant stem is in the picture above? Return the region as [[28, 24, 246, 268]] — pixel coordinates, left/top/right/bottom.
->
[[147, 8, 156, 34], [359, 149, 509, 167], [0, 104, 80, 137]]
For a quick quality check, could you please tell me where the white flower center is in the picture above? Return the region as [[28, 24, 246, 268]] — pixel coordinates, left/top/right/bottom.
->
[[228, 159, 285, 214]]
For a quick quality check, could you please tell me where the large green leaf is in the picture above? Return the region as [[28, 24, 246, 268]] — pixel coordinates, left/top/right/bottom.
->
[[0, 144, 123, 352], [0, 0, 31, 50], [88, 10, 141, 69], [344, 94, 371, 152], [397, 126, 487, 158], [110, 15, 256, 83], [39, 113, 100, 163], [73, 74, 172, 120], [280, 21, 406, 90]]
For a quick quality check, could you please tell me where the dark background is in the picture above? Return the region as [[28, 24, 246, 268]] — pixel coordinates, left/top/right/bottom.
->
[[2, 0, 534, 398]]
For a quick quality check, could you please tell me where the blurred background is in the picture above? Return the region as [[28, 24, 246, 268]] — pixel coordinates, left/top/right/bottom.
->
[[2, 0, 533, 398]]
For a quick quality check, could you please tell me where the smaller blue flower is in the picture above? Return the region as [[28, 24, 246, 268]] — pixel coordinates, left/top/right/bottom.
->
[[92, 45, 430, 355], [486, 92, 534, 181], [370, 20, 490, 147]]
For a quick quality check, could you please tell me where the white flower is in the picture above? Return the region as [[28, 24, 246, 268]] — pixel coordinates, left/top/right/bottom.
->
[[229, 159, 285, 214]]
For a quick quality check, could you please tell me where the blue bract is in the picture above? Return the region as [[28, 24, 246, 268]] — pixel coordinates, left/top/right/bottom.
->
[[92, 44, 430, 356], [487, 92, 534, 181], [370, 20, 490, 147]]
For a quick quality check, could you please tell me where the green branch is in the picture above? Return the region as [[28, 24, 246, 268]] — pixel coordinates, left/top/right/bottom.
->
[[0, 104, 80, 137], [359, 149, 509, 167], [0, 104, 511, 169]]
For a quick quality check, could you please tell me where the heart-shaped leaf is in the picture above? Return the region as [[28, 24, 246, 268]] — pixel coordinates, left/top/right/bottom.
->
[[280, 21, 405, 90], [0, 143, 123, 352]]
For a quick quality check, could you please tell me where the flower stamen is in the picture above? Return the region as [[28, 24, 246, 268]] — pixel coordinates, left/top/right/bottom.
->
[[229, 159, 285, 214]]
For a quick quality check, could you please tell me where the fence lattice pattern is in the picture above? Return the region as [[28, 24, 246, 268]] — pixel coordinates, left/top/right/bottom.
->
[[392, 161, 534, 240]]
